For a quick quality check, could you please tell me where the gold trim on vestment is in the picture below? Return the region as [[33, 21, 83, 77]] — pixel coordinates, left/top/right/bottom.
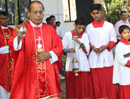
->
[[1, 27, 12, 89], [33, 27, 47, 98]]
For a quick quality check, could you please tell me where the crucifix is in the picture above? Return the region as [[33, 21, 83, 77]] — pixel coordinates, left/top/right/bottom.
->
[[36, 37, 43, 53], [36, 37, 42, 44]]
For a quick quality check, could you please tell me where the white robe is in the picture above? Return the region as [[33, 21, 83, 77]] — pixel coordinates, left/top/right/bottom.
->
[[62, 31, 90, 72], [56, 27, 63, 38], [113, 41, 130, 85], [85, 21, 117, 68]]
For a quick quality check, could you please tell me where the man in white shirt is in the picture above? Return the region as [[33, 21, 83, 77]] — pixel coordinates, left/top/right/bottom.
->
[[115, 11, 130, 42], [49, 15, 63, 39]]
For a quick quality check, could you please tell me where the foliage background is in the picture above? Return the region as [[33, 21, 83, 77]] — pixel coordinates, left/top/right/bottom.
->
[[104, 0, 128, 25], [0, 0, 30, 24]]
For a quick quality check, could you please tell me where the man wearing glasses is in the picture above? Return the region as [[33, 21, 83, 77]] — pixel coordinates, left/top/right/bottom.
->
[[8, 1, 63, 99], [115, 11, 130, 42]]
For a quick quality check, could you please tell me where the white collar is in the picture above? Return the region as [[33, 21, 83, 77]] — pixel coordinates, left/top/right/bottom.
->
[[29, 20, 42, 27], [1, 26, 8, 29]]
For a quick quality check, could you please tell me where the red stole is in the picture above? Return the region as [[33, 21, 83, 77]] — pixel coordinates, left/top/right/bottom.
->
[[71, 30, 83, 38], [9, 22, 63, 99], [33, 27, 46, 97], [92, 18, 105, 28], [0, 26, 13, 92], [119, 39, 130, 45], [71, 30, 87, 54]]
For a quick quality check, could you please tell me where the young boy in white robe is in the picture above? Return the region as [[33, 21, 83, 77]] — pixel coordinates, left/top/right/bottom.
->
[[113, 25, 130, 99], [85, 3, 117, 99], [62, 17, 93, 99]]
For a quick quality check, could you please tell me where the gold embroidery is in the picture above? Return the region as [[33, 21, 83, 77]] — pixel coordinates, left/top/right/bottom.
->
[[33, 27, 47, 98], [1, 27, 12, 89]]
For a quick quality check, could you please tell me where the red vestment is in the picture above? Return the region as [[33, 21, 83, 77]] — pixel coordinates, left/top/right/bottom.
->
[[0, 26, 14, 92], [90, 66, 117, 99], [8, 22, 63, 99], [53, 25, 63, 70], [119, 85, 130, 99], [66, 72, 94, 99]]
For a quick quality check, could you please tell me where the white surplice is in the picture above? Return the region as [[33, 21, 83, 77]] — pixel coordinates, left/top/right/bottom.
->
[[62, 31, 90, 72], [86, 21, 117, 68], [113, 40, 130, 85], [56, 26, 63, 38]]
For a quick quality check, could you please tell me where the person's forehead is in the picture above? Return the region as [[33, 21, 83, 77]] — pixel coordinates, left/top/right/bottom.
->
[[91, 9, 101, 13], [124, 29, 130, 31], [50, 17, 55, 20], [30, 3, 43, 10], [77, 25, 85, 28], [122, 13, 127, 15]]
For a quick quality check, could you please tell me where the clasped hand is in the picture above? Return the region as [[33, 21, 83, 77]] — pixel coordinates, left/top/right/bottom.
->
[[33, 51, 51, 64], [91, 45, 108, 54]]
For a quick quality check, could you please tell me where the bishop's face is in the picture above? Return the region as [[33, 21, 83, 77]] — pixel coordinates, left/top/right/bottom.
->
[[28, 2, 44, 25]]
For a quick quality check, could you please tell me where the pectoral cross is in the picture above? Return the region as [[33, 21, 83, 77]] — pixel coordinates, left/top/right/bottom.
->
[[36, 37, 42, 44], [36, 36, 43, 52]]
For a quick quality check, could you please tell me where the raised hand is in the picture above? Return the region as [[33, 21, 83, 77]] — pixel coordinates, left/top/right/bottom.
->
[[72, 36, 78, 42], [69, 48, 76, 53]]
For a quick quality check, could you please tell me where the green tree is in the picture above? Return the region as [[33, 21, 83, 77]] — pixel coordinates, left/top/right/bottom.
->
[[104, 0, 127, 25], [0, 0, 6, 11]]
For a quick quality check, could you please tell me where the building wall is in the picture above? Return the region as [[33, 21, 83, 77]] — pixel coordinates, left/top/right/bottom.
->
[[10, 0, 94, 35]]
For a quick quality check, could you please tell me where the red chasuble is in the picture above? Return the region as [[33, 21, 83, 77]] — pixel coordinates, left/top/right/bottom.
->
[[53, 25, 63, 70], [0, 26, 13, 92], [8, 22, 63, 99]]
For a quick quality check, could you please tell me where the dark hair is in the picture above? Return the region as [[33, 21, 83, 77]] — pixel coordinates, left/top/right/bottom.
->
[[50, 15, 55, 19], [56, 21, 60, 24], [121, 11, 127, 15], [46, 17, 50, 22], [119, 25, 130, 34], [28, 1, 44, 11], [90, 3, 102, 12], [75, 17, 86, 25], [0, 11, 7, 16]]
